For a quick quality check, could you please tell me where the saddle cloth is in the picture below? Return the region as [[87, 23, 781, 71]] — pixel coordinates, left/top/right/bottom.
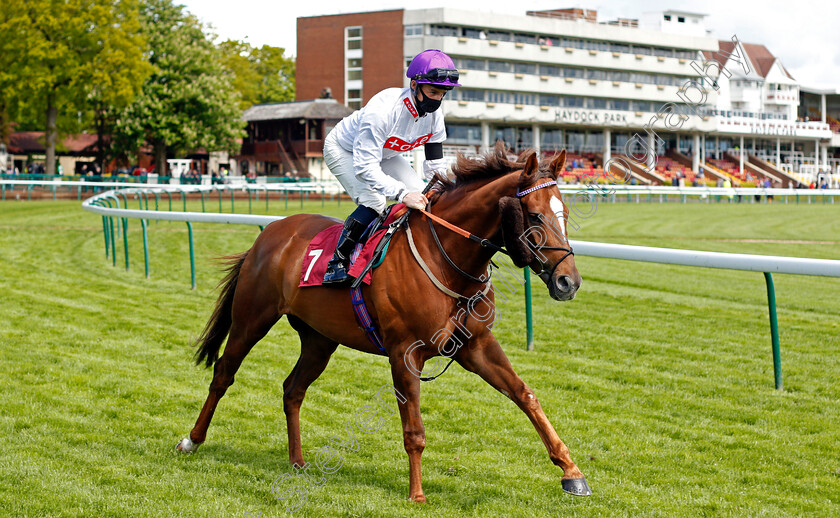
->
[[298, 204, 405, 287]]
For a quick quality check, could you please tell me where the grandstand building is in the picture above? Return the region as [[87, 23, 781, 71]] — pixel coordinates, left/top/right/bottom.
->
[[296, 7, 839, 186]]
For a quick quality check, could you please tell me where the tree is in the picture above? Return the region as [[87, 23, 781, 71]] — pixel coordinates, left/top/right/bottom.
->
[[0, 0, 149, 174], [218, 40, 295, 110], [114, 0, 243, 174]]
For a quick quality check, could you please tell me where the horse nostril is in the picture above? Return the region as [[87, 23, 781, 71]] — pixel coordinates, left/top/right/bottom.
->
[[555, 275, 573, 293]]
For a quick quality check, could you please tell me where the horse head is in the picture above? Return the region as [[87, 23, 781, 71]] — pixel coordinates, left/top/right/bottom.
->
[[498, 149, 581, 301]]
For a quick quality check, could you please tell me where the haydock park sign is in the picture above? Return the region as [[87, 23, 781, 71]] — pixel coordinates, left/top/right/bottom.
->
[[554, 109, 628, 125]]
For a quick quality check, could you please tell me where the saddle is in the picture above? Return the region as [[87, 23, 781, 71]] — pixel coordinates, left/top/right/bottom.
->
[[299, 204, 406, 288]]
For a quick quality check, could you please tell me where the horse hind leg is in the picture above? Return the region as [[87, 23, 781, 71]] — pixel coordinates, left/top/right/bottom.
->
[[283, 315, 338, 467], [176, 309, 280, 453]]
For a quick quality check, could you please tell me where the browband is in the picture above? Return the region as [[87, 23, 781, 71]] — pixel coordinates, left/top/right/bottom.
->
[[516, 180, 557, 198]]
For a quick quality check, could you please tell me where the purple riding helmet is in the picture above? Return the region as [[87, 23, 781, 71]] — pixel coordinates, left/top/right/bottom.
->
[[406, 49, 461, 90], [406, 49, 460, 115]]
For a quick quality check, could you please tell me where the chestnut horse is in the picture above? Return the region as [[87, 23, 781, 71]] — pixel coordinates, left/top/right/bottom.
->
[[175, 144, 590, 500]]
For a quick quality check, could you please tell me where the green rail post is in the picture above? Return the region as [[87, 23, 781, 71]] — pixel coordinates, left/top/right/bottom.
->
[[186, 222, 196, 290], [102, 215, 110, 258], [141, 219, 150, 278], [763, 272, 783, 390], [182, 190, 187, 212], [122, 217, 129, 270], [103, 198, 117, 266], [524, 268, 535, 351], [230, 187, 235, 213]]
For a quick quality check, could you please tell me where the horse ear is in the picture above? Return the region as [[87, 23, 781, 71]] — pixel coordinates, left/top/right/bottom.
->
[[499, 196, 535, 268], [547, 150, 566, 180], [518, 151, 539, 190]]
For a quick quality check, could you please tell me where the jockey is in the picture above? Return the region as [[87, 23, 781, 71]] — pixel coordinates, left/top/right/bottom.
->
[[321, 49, 461, 285]]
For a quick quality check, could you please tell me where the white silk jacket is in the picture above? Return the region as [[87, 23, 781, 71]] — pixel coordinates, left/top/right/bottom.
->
[[329, 87, 449, 200]]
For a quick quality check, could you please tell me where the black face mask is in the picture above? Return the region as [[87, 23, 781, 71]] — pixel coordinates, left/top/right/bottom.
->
[[414, 88, 442, 116]]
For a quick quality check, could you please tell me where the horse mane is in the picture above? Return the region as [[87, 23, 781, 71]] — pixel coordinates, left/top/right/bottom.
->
[[433, 142, 529, 194]]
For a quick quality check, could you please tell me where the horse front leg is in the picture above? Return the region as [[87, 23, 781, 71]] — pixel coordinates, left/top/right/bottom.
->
[[456, 333, 591, 496], [389, 346, 427, 503]]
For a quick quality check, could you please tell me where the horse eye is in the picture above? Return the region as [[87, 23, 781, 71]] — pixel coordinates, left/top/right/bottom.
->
[[528, 213, 542, 223]]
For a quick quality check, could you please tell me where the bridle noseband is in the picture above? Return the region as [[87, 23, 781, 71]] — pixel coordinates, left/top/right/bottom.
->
[[515, 180, 575, 278]]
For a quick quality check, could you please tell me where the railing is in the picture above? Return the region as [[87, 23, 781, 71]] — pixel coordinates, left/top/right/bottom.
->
[[63, 181, 840, 391]]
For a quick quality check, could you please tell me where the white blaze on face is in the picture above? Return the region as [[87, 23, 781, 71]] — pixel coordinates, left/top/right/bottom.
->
[[550, 195, 567, 239]]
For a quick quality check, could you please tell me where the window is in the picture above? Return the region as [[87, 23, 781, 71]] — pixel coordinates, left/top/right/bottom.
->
[[541, 129, 564, 150], [430, 25, 459, 37], [541, 95, 561, 106], [513, 92, 536, 105], [347, 89, 362, 110], [463, 28, 483, 39], [541, 65, 562, 76], [611, 43, 630, 54], [561, 38, 583, 48], [589, 98, 607, 109], [445, 124, 482, 145], [487, 91, 512, 104], [488, 60, 512, 73], [564, 97, 584, 108], [456, 89, 485, 102], [611, 71, 630, 82], [457, 58, 485, 70], [678, 17, 685, 23], [653, 47, 673, 58], [346, 57, 362, 81], [514, 63, 536, 75], [346, 26, 362, 51], [664, 15, 671, 21], [634, 101, 653, 112], [585, 69, 607, 81], [487, 30, 512, 42], [612, 99, 630, 111], [563, 68, 583, 78], [632, 45, 653, 55], [404, 24, 423, 37], [514, 33, 537, 44]]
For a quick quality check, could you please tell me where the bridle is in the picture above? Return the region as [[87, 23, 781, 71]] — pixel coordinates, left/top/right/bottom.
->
[[422, 178, 574, 284], [516, 180, 575, 279]]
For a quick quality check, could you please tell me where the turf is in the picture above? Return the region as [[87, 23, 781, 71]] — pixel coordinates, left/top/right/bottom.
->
[[0, 197, 838, 517]]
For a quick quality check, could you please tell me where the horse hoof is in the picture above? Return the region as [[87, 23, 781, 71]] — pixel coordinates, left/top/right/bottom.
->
[[175, 437, 200, 453], [561, 477, 592, 496]]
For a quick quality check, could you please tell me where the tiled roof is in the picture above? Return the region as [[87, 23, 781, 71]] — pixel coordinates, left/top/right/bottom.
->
[[243, 99, 354, 122], [8, 132, 99, 154], [703, 40, 794, 80]]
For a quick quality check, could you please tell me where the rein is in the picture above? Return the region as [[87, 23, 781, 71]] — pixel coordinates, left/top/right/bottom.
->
[[414, 179, 574, 282]]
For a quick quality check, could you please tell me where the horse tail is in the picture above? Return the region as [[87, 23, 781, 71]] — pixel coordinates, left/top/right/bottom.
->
[[193, 250, 249, 368]]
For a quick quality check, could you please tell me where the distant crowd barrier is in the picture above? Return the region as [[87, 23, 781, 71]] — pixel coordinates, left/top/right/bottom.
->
[[4, 178, 839, 204]]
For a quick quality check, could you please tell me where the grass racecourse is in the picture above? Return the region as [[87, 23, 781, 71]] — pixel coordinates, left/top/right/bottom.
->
[[0, 194, 839, 517]]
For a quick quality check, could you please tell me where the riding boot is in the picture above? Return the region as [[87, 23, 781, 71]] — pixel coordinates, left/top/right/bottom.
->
[[322, 217, 368, 285]]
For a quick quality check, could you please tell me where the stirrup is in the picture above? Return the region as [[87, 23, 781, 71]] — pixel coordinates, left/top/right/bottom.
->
[[322, 258, 353, 285]]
